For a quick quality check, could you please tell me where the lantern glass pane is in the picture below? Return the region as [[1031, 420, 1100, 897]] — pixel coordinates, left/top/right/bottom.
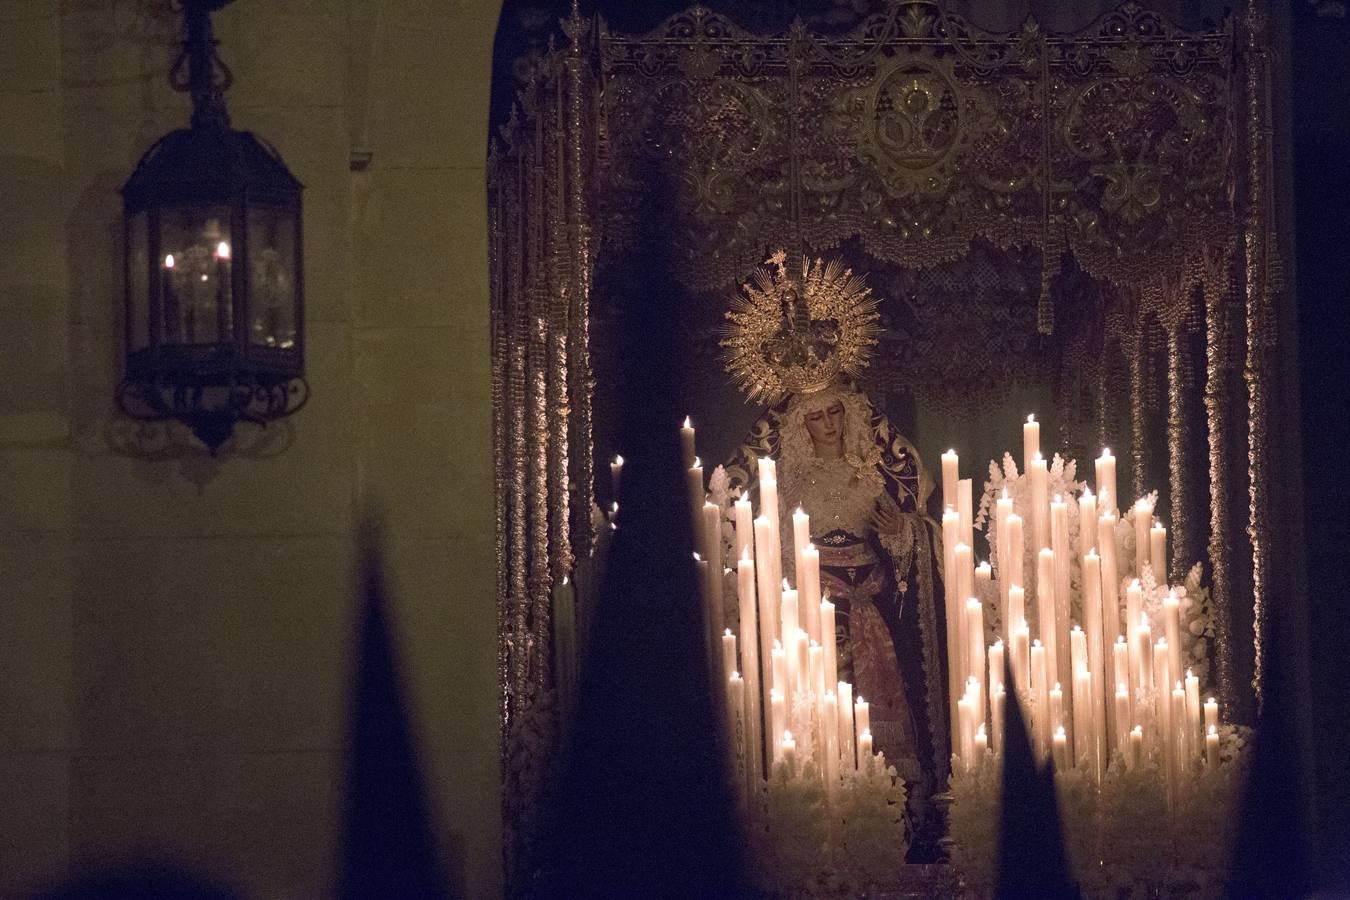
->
[[159, 206, 234, 345], [127, 210, 149, 351], [246, 205, 297, 349]]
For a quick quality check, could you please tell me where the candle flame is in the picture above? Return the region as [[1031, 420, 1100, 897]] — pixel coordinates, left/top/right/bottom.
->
[[1175, 680, 1183, 691], [692, 552, 702, 561], [200, 274, 208, 282], [795, 506, 805, 516], [1002, 487, 1009, 500], [1033, 451, 1043, 461], [163, 254, 175, 268], [1117, 636, 1127, 645], [215, 241, 230, 259], [741, 550, 752, 563], [1054, 493, 1062, 502], [1083, 486, 1094, 498], [1033, 639, 1042, 647], [1027, 414, 1036, 423], [562, 576, 569, 585], [1187, 667, 1194, 677], [613, 454, 623, 465], [693, 456, 701, 468], [683, 416, 692, 428], [1208, 725, 1217, 735], [1055, 726, 1066, 737], [1102, 447, 1112, 456], [611, 502, 618, 512], [1117, 683, 1128, 694], [1053, 681, 1061, 692], [731, 671, 741, 680], [976, 723, 986, 737], [724, 628, 732, 637], [783, 730, 793, 742]]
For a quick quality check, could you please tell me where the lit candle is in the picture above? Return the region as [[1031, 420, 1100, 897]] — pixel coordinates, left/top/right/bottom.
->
[[687, 460, 705, 523], [837, 681, 855, 771], [1008, 585, 1026, 650], [820, 596, 837, 692], [722, 629, 737, 682], [1049, 682, 1065, 756], [1082, 548, 1107, 757], [1205, 725, 1220, 769], [958, 696, 973, 767], [758, 459, 781, 592], [854, 696, 871, 752], [1030, 453, 1050, 552], [992, 687, 1006, 755], [1126, 580, 1144, 684], [770, 691, 786, 763], [1185, 670, 1201, 762], [1161, 591, 1182, 700], [755, 516, 781, 690], [1096, 449, 1118, 515], [1170, 683, 1186, 781], [1134, 498, 1154, 577], [974, 723, 989, 762], [1037, 549, 1058, 694], [703, 502, 725, 670], [1031, 640, 1049, 758], [781, 586, 800, 690], [1153, 639, 1171, 757], [1078, 489, 1098, 555], [1011, 620, 1031, 693], [1097, 510, 1121, 651], [808, 641, 824, 699], [1150, 522, 1168, 584], [822, 691, 839, 800], [610, 454, 624, 499], [794, 628, 809, 697], [736, 553, 763, 781], [792, 508, 811, 612], [771, 644, 788, 699], [1113, 637, 1131, 737], [955, 542, 974, 607], [1023, 414, 1041, 476], [958, 478, 975, 555], [966, 598, 986, 702], [213, 239, 230, 341], [941, 449, 960, 511], [1053, 726, 1069, 772], [1129, 725, 1144, 771], [801, 544, 822, 643], [782, 730, 798, 775], [858, 729, 874, 770], [680, 416, 696, 469], [988, 639, 1005, 702], [996, 490, 1015, 624], [161, 253, 178, 344], [1204, 697, 1219, 734], [1136, 615, 1154, 694], [975, 561, 993, 602], [727, 672, 746, 799], [1006, 515, 1025, 610], [1115, 683, 1131, 759], [734, 499, 754, 563], [943, 507, 964, 743], [1050, 497, 1072, 692]]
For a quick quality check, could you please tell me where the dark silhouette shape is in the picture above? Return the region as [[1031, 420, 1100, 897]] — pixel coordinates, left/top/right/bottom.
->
[[339, 513, 452, 900], [995, 661, 1077, 900], [1228, 613, 1314, 898], [539, 160, 747, 897]]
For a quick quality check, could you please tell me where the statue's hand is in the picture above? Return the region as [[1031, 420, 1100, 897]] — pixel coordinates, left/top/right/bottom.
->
[[870, 496, 902, 535]]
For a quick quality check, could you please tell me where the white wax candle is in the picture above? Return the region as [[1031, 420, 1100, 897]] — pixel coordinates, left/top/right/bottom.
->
[[967, 598, 986, 701], [754, 516, 781, 681], [1008, 585, 1026, 646], [801, 545, 822, 643], [1031, 641, 1049, 758], [1096, 449, 1118, 515], [1129, 725, 1144, 771], [1126, 580, 1143, 684], [989, 639, 1005, 699], [1170, 684, 1186, 781], [782, 730, 797, 775], [1185, 671, 1201, 762], [1206, 725, 1220, 769], [727, 672, 746, 797], [722, 629, 737, 681], [781, 589, 800, 694], [1163, 592, 1182, 704], [1024, 414, 1041, 475], [687, 463, 705, 522], [610, 454, 623, 499], [1204, 697, 1219, 734], [1006, 514, 1025, 606], [758, 459, 780, 590], [854, 696, 871, 749], [1037, 549, 1058, 694], [703, 502, 725, 664], [955, 543, 974, 610], [1050, 498, 1072, 692], [1078, 489, 1098, 555], [736, 553, 764, 781], [1115, 684, 1131, 759], [1012, 622, 1031, 693], [771, 645, 788, 699], [958, 478, 975, 553], [820, 594, 837, 683], [1150, 523, 1168, 584], [996, 491, 1015, 626], [1053, 726, 1069, 772], [809, 642, 824, 699], [974, 723, 988, 763], [941, 449, 960, 511], [792, 507, 811, 602], [859, 729, 874, 770], [943, 507, 964, 746], [1113, 637, 1131, 740], [958, 697, 973, 768], [1082, 549, 1107, 758], [1070, 626, 1088, 677], [837, 681, 855, 771], [734, 499, 754, 563], [1134, 498, 1154, 577], [1136, 617, 1154, 694], [1049, 682, 1065, 749], [795, 628, 810, 697], [1153, 642, 1170, 759], [975, 561, 993, 601], [680, 416, 696, 469], [822, 691, 839, 800], [1030, 454, 1050, 552], [1097, 512, 1121, 648], [992, 687, 1006, 755], [770, 690, 786, 762], [781, 588, 799, 657]]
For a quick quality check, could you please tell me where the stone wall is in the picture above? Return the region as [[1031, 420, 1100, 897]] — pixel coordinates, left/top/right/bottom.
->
[[0, 1, 502, 896]]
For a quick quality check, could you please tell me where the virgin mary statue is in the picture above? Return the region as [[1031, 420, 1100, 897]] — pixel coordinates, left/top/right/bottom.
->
[[720, 253, 948, 812]]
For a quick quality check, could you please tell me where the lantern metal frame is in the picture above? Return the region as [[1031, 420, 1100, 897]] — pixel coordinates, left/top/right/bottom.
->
[[118, 0, 308, 453]]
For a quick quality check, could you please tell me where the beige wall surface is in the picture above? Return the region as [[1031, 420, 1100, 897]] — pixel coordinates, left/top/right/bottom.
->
[[0, 1, 502, 896]]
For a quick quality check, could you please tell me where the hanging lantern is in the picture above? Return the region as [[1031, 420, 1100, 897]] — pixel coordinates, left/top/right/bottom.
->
[[119, 0, 307, 453]]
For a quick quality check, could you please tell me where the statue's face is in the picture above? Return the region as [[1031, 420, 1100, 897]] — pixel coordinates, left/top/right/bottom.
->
[[803, 400, 845, 456]]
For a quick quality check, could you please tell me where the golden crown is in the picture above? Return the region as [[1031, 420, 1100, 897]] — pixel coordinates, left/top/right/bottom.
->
[[721, 251, 881, 403]]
